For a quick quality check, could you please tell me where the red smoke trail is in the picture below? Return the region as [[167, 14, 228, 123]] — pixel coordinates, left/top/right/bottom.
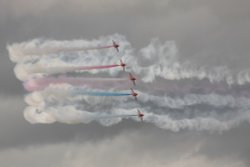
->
[[23, 76, 128, 91], [21, 63, 122, 81]]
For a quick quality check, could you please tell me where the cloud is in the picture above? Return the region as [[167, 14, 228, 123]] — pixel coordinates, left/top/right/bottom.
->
[[1, 1, 250, 166], [0, 0, 58, 17], [0, 128, 247, 167], [7, 34, 250, 132], [0, 0, 170, 19]]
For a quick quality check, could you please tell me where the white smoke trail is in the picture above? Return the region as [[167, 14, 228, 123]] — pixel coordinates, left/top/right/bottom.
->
[[9, 35, 250, 84], [25, 85, 250, 110], [145, 110, 250, 132], [23, 104, 250, 132], [7, 34, 129, 63], [24, 106, 136, 125], [21, 83, 250, 132], [7, 34, 250, 131]]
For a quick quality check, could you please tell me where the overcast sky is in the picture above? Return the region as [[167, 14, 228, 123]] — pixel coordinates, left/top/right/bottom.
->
[[1, 0, 250, 166]]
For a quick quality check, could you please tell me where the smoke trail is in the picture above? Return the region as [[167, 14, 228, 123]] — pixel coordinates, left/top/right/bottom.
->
[[23, 104, 250, 132], [25, 85, 250, 110], [8, 34, 250, 132], [7, 34, 126, 63], [23, 76, 128, 91], [9, 34, 250, 85], [82, 91, 131, 96], [15, 63, 121, 81], [77, 64, 120, 70], [19, 44, 116, 55], [145, 110, 250, 132], [24, 85, 131, 102], [24, 106, 137, 125], [11, 37, 250, 85], [20, 81, 250, 132], [22, 88, 250, 132]]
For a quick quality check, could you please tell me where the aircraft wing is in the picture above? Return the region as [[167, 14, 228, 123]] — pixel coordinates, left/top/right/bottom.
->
[[133, 80, 136, 86], [115, 47, 119, 52]]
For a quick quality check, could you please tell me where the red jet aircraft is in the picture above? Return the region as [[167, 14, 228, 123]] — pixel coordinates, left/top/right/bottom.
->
[[130, 88, 138, 100], [120, 59, 126, 71], [128, 72, 136, 86], [112, 40, 119, 52], [137, 109, 144, 122], [129, 109, 144, 122]]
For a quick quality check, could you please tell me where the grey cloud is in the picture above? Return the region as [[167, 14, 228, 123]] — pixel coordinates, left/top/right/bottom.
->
[[198, 123, 250, 165], [0, 127, 248, 167], [1, 0, 250, 166], [0, 96, 162, 150]]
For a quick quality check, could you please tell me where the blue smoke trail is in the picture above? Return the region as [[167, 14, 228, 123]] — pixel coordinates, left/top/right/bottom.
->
[[86, 92, 131, 96]]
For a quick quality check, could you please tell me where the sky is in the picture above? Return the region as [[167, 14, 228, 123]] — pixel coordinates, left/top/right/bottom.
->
[[1, 0, 250, 166]]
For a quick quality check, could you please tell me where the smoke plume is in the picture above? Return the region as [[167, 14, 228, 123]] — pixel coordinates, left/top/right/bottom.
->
[[7, 34, 250, 131]]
